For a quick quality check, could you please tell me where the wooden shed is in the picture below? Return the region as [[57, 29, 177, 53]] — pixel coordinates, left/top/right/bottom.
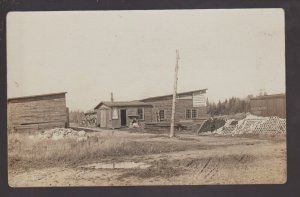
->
[[250, 93, 286, 118], [8, 92, 69, 132]]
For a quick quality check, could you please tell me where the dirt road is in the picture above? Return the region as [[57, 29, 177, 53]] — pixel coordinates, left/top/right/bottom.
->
[[8, 132, 286, 187]]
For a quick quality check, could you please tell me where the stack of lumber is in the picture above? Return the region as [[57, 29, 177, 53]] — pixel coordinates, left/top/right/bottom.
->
[[197, 118, 226, 133], [81, 114, 97, 127], [212, 114, 286, 136]]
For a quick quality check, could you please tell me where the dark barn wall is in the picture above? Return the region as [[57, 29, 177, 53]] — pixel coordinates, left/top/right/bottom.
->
[[250, 95, 286, 118], [8, 93, 68, 132]]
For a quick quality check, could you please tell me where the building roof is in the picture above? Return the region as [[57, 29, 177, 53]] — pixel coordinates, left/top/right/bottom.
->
[[94, 89, 207, 109], [250, 93, 286, 100], [140, 89, 207, 102], [8, 92, 67, 102], [84, 111, 97, 115], [94, 101, 153, 109]]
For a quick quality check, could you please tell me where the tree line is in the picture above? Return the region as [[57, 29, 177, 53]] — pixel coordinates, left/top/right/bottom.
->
[[69, 110, 85, 124], [206, 95, 254, 116]]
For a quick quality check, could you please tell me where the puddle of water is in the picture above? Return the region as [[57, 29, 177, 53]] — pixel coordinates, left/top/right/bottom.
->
[[81, 162, 151, 169]]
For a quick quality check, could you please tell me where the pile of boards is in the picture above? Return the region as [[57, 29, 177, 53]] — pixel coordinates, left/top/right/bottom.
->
[[197, 118, 226, 133], [212, 114, 286, 136], [81, 114, 97, 127], [38, 128, 88, 141]]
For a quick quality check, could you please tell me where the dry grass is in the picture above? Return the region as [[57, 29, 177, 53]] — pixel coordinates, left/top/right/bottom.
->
[[8, 132, 200, 171], [9, 130, 285, 172]]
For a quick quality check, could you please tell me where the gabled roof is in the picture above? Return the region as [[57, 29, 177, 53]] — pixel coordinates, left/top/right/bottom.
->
[[94, 101, 153, 109], [140, 89, 207, 102], [84, 111, 97, 115], [8, 92, 67, 102]]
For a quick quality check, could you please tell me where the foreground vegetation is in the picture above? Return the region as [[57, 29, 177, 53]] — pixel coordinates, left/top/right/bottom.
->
[[8, 131, 204, 170], [8, 129, 286, 186]]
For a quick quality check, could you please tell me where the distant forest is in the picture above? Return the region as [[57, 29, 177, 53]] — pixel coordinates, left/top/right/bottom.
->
[[69, 110, 85, 124], [206, 95, 252, 116], [206, 90, 269, 116]]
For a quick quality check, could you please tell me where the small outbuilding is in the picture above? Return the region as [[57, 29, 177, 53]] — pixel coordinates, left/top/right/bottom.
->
[[8, 92, 69, 132], [250, 93, 286, 118]]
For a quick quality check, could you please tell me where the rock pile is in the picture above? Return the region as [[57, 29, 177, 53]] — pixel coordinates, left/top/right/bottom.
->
[[38, 128, 88, 141], [212, 114, 286, 136]]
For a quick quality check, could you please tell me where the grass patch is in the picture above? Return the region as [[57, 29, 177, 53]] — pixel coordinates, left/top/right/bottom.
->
[[8, 132, 202, 171]]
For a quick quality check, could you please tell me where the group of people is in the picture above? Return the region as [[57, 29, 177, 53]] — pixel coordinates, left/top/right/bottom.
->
[[130, 118, 140, 128]]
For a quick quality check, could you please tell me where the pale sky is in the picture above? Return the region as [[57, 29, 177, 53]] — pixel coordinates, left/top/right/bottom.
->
[[7, 9, 285, 111]]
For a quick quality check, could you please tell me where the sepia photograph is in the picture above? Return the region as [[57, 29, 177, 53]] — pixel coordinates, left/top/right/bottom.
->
[[7, 9, 286, 187]]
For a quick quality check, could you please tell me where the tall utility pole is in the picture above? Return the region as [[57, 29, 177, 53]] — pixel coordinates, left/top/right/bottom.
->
[[170, 49, 180, 138]]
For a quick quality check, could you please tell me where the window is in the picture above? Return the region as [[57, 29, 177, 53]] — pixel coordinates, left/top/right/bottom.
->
[[159, 110, 165, 121], [112, 108, 119, 119], [137, 108, 144, 120], [186, 109, 191, 119], [186, 108, 198, 119], [192, 109, 198, 118]]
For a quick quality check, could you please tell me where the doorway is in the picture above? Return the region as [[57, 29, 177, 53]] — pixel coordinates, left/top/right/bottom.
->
[[120, 109, 127, 126], [100, 110, 107, 128]]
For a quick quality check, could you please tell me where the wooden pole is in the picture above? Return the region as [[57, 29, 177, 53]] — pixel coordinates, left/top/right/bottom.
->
[[170, 49, 180, 138]]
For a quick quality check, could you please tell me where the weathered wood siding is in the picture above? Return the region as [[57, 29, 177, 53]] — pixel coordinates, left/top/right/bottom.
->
[[250, 94, 286, 118], [8, 93, 68, 132], [95, 106, 109, 128], [95, 106, 152, 129], [116, 107, 152, 128], [144, 107, 153, 123], [147, 98, 207, 122]]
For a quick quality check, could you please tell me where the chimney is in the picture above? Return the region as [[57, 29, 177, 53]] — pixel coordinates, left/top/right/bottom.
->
[[111, 92, 114, 102]]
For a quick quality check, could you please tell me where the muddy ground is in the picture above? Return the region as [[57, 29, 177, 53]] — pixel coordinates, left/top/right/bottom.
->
[[8, 129, 286, 187]]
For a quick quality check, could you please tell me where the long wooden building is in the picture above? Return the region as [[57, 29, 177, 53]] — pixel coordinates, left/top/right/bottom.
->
[[250, 93, 286, 118], [94, 89, 208, 129], [8, 92, 69, 132]]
